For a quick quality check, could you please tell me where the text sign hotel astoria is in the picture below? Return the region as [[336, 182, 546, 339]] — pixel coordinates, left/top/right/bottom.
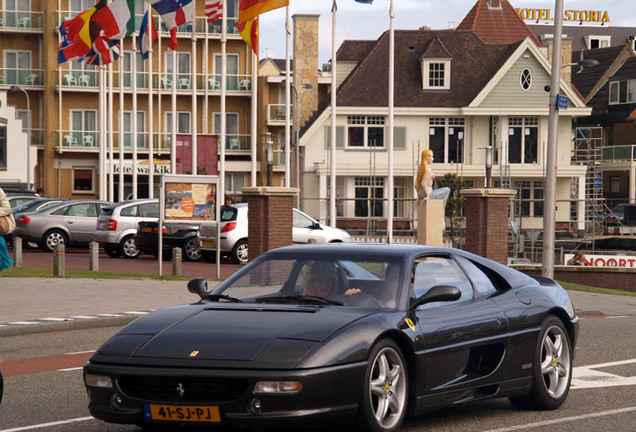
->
[[515, 8, 610, 25]]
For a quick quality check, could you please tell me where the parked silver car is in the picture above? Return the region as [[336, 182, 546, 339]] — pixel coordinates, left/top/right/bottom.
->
[[198, 203, 353, 263], [95, 199, 158, 258], [13, 199, 111, 252]]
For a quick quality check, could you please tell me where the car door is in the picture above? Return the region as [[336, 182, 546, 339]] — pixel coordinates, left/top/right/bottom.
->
[[411, 254, 508, 395], [292, 209, 323, 243], [64, 202, 99, 243]]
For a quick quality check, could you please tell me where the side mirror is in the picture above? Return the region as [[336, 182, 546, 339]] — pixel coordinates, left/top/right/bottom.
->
[[311, 222, 322, 230], [410, 285, 461, 309], [187, 277, 209, 299]]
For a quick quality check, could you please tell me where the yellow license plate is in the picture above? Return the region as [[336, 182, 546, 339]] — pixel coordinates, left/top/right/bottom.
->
[[141, 227, 152, 233], [202, 240, 215, 247], [144, 404, 221, 423]]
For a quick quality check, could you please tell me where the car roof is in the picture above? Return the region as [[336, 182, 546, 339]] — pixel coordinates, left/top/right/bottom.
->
[[109, 198, 158, 209]]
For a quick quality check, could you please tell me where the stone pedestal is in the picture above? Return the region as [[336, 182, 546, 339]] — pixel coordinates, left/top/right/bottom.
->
[[460, 188, 516, 264], [417, 200, 444, 246], [242, 187, 299, 262]]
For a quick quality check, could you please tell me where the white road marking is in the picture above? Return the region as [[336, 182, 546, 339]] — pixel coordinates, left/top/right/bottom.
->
[[0, 417, 94, 432], [57, 367, 82, 372], [124, 311, 149, 315], [40, 318, 70, 321], [95, 313, 123, 317], [8, 321, 39, 325], [572, 358, 636, 389], [481, 406, 636, 432], [65, 350, 95, 355], [69, 315, 96, 319]]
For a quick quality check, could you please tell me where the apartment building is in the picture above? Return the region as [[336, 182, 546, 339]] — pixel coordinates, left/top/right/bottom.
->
[[1, 0, 255, 200]]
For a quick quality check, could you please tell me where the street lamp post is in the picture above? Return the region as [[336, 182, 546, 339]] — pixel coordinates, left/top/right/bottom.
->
[[290, 82, 314, 209], [9, 85, 31, 190]]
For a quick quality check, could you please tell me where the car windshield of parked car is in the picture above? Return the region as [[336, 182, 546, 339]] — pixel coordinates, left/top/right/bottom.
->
[[220, 206, 238, 222], [214, 254, 403, 308]]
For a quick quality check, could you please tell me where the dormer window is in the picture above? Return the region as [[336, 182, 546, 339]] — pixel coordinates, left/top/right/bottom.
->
[[487, 0, 502, 10], [585, 35, 610, 49], [421, 59, 451, 90]]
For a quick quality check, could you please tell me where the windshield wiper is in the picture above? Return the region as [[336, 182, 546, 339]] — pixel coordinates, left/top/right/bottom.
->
[[255, 295, 344, 306], [206, 294, 244, 303]]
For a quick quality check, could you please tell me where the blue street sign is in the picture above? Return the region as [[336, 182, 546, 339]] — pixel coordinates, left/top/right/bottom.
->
[[557, 94, 568, 110], [594, 177, 602, 189]]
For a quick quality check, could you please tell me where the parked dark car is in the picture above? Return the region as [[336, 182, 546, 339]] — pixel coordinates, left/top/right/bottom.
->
[[84, 244, 578, 431], [134, 221, 201, 261]]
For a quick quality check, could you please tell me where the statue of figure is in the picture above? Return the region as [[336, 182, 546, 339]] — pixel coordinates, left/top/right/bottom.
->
[[416, 149, 450, 229]]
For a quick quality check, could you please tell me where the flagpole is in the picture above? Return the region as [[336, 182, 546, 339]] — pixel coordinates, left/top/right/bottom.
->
[[171, 41, 177, 174], [119, 39, 124, 201], [133, 35, 139, 198], [191, 28, 197, 176], [284, 5, 291, 188], [387, 0, 395, 243], [148, 8, 154, 199], [217, 0, 227, 277], [99, 66, 106, 200], [329, 0, 337, 227], [251, 50, 257, 187], [108, 63, 114, 202]]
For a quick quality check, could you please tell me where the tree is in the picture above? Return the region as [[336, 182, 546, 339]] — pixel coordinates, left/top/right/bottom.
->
[[436, 173, 466, 247]]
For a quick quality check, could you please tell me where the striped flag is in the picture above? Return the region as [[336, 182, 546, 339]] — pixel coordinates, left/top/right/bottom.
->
[[149, 0, 194, 29], [205, 0, 223, 23], [58, 7, 98, 64], [91, 0, 135, 40], [238, 0, 288, 24], [83, 36, 121, 66], [139, 2, 159, 60]]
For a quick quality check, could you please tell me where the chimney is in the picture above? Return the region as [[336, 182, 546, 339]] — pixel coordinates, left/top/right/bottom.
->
[[292, 14, 319, 128], [545, 34, 574, 84]]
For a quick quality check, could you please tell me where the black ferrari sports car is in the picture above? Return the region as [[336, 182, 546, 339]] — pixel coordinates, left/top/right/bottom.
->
[[84, 244, 578, 431]]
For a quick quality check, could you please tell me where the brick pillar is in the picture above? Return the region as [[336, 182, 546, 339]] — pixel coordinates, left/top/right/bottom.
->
[[242, 187, 298, 261], [460, 188, 516, 265]]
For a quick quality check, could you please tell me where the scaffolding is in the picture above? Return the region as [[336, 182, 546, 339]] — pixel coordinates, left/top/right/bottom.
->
[[572, 126, 604, 240]]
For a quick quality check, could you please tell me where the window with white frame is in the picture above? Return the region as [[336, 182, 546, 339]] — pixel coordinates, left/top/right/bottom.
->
[[225, 173, 246, 194], [123, 111, 146, 149], [585, 35, 611, 49], [71, 109, 97, 133], [514, 180, 544, 217], [429, 117, 465, 163], [421, 60, 451, 90], [347, 116, 385, 148], [16, 109, 29, 133], [508, 117, 538, 164], [165, 112, 191, 134], [3, 50, 31, 85], [520, 68, 532, 90], [123, 51, 146, 88], [214, 53, 239, 90], [73, 167, 95, 193], [354, 177, 384, 218], [393, 178, 406, 218], [609, 79, 636, 105], [70, 0, 93, 11], [213, 113, 239, 150], [166, 51, 191, 89]]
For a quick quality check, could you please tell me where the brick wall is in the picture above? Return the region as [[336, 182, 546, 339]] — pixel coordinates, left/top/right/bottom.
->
[[515, 265, 636, 292]]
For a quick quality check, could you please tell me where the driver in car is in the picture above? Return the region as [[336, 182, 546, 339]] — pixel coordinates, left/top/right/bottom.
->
[[302, 262, 361, 298]]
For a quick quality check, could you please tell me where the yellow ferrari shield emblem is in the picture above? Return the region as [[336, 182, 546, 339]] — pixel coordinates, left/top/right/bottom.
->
[[190, 351, 199, 357], [405, 318, 416, 332]]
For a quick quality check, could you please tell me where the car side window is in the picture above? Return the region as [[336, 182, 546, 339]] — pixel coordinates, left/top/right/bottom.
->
[[412, 256, 473, 308], [139, 203, 159, 218], [454, 256, 498, 297], [51, 206, 69, 216], [293, 211, 313, 228], [120, 205, 138, 217], [67, 203, 94, 217]]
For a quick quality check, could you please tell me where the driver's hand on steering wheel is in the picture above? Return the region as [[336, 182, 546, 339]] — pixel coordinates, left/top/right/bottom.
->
[[344, 288, 361, 296]]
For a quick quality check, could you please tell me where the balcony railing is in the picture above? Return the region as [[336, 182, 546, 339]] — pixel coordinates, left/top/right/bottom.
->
[[267, 104, 294, 125], [0, 10, 44, 30], [155, 73, 251, 92], [0, 68, 43, 87], [601, 145, 636, 162], [59, 70, 99, 88]]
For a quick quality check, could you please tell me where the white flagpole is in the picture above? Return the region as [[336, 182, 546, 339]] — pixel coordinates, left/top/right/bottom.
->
[[284, 6, 291, 188], [108, 63, 114, 202], [171, 38, 177, 174], [191, 29, 197, 176], [118, 39, 124, 201], [251, 50, 257, 187], [329, 1, 337, 227], [148, 5, 154, 198], [99, 66, 106, 200], [133, 35, 139, 199], [217, 0, 227, 277], [387, 0, 395, 242]]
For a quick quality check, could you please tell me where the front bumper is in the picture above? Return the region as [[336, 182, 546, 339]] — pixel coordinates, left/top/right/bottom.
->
[[84, 361, 364, 429]]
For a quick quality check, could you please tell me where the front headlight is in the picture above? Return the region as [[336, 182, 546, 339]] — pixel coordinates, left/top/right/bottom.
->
[[254, 381, 302, 394], [84, 372, 113, 388]]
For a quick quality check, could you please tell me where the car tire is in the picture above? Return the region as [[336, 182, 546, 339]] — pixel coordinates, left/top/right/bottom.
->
[[509, 316, 573, 411], [40, 229, 68, 252], [231, 239, 248, 264], [104, 246, 121, 258], [119, 235, 141, 259], [182, 237, 201, 261], [356, 339, 408, 432]]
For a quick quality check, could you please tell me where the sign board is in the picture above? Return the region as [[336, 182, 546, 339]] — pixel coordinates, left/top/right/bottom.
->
[[515, 8, 610, 24], [557, 94, 568, 110], [594, 177, 602, 189], [565, 254, 636, 268]]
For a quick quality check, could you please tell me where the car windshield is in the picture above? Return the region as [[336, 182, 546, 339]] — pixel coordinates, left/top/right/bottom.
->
[[213, 254, 403, 308], [13, 199, 59, 213]]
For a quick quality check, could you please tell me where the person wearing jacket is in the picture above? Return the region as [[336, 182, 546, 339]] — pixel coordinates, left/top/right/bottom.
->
[[0, 187, 15, 275]]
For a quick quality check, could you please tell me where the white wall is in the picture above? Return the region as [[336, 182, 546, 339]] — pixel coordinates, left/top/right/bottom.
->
[[0, 91, 33, 186]]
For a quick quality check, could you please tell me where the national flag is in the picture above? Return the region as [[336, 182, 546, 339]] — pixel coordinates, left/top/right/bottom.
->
[[149, 0, 194, 29], [139, 3, 159, 60], [83, 35, 121, 66], [238, 0, 288, 24], [91, 0, 136, 40], [58, 7, 98, 64], [169, 28, 178, 50], [236, 17, 258, 56], [205, 0, 223, 23]]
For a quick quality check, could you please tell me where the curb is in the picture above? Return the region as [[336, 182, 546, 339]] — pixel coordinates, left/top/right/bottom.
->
[[0, 315, 142, 337]]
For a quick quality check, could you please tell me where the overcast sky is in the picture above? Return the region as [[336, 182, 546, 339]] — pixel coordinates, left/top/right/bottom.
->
[[258, 0, 636, 65]]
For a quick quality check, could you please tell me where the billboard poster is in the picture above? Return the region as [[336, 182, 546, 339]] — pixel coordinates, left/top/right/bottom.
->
[[162, 176, 219, 221]]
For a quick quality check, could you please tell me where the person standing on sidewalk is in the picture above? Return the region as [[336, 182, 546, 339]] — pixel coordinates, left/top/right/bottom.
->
[[0, 187, 15, 275]]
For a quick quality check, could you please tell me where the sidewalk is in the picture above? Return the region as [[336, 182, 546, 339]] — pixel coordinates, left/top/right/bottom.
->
[[1, 277, 634, 337]]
